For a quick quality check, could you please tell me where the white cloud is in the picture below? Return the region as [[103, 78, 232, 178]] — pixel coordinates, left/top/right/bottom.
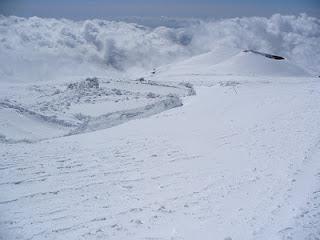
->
[[0, 14, 319, 82]]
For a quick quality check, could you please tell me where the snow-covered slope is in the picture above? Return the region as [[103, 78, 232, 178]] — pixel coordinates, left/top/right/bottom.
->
[[154, 47, 240, 76], [208, 51, 310, 77], [0, 106, 68, 143], [1, 14, 320, 240], [154, 49, 311, 78], [1, 78, 320, 240]]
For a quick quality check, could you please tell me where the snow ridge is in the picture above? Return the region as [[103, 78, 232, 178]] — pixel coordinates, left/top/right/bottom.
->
[[70, 95, 183, 135]]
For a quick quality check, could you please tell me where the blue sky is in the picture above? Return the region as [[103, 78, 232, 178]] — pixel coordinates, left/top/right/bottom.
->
[[1, 0, 319, 19]]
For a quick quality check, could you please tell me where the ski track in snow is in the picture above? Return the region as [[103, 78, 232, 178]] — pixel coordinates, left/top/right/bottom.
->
[[1, 79, 320, 240]]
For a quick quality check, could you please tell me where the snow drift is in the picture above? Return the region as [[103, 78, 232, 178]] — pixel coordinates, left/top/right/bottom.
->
[[0, 14, 319, 82]]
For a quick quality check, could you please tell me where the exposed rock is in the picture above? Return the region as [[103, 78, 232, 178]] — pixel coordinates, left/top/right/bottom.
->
[[67, 77, 99, 90], [244, 50, 285, 60]]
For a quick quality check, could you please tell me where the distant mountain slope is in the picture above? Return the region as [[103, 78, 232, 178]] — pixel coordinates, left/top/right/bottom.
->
[[153, 49, 311, 78], [154, 47, 239, 76], [208, 50, 310, 77]]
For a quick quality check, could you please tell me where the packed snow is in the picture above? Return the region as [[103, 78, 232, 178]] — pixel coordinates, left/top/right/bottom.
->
[[0, 14, 320, 240]]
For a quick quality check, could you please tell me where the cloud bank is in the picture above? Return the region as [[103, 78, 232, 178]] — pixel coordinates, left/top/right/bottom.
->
[[0, 14, 319, 82]]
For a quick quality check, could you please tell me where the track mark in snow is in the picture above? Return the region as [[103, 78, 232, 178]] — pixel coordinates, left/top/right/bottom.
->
[[1, 82, 320, 240]]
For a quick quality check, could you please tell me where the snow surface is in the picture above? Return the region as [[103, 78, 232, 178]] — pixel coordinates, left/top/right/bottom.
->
[[0, 78, 191, 142], [207, 51, 310, 77], [153, 49, 311, 78], [1, 14, 320, 240]]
